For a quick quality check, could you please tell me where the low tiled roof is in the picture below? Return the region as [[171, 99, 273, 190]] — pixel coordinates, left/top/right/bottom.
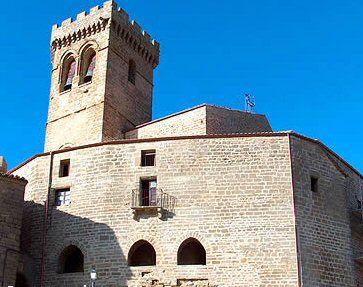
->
[[0, 173, 27, 182]]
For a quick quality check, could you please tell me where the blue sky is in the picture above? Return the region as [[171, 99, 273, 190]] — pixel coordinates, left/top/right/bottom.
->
[[0, 0, 362, 172]]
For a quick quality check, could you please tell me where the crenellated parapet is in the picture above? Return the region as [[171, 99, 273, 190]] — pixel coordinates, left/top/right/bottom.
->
[[51, 0, 160, 68], [111, 7, 160, 68]]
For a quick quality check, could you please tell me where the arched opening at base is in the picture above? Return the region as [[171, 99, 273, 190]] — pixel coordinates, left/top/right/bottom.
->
[[59, 245, 84, 273], [177, 238, 206, 265], [128, 240, 156, 266]]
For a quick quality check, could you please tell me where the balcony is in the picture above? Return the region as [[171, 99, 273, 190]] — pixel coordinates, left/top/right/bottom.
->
[[350, 197, 363, 233], [131, 188, 176, 218]]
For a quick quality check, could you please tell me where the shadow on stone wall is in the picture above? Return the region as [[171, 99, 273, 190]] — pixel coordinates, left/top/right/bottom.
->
[[18, 201, 131, 287]]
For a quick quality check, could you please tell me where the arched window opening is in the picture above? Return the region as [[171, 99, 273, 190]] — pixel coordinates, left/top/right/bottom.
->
[[177, 238, 206, 265], [61, 55, 76, 92], [15, 273, 28, 287], [80, 48, 96, 84], [128, 240, 156, 266], [128, 59, 136, 84], [59, 245, 84, 273]]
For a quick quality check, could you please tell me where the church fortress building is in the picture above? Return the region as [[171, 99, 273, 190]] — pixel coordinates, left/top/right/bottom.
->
[[1, 1, 362, 286]]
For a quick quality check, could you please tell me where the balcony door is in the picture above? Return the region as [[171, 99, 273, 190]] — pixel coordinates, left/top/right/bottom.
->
[[141, 179, 157, 206]]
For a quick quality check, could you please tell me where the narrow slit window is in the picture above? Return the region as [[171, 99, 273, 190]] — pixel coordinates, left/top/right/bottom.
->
[[311, 176, 319, 193], [80, 48, 96, 84], [83, 53, 96, 83], [128, 59, 136, 84], [59, 159, 70, 177], [141, 150, 156, 167], [55, 188, 71, 206], [61, 56, 76, 92]]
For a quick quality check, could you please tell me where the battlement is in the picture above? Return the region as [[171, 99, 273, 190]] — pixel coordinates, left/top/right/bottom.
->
[[0, 156, 7, 173], [51, 0, 160, 66]]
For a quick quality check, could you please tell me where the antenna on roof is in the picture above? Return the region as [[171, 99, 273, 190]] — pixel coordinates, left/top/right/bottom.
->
[[245, 94, 256, 113]]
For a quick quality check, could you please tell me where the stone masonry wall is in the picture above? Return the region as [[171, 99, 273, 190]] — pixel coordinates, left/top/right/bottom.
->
[[14, 135, 299, 287], [125, 106, 207, 139], [125, 105, 272, 140], [205, 106, 272, 134], [0, 175, 27, 286], [290, 135, 362, 286], [102, 5, 159, 141]]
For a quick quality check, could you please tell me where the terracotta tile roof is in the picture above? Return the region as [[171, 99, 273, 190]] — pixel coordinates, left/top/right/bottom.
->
[[0, 173, 27, 182]]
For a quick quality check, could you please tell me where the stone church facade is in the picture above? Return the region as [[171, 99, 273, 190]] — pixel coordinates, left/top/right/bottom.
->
[[2, 1, 362, 286]]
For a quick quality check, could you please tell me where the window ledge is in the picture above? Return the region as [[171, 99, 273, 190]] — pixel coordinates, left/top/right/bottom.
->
[[55, 203, 72, 209], [57, 272, 85, 276], [176, 265, 208, 270], [59, 89, 72, 96], [129, 266, 157, 271], [78, 81, 92, 88], [131, 206, 162, 211]]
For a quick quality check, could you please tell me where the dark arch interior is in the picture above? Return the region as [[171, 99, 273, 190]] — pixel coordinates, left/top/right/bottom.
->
[[128, 240, 156, 266], [15, 273, 28, 287], [177, 238, 206, 265], [82, 48, 96, 84], [61, 56, 76, 91], [59, 245, 84, 273]]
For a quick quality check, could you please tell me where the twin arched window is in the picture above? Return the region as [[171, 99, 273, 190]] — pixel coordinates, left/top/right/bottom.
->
[[60, 46, 97, 92], [60, 51, 136, 91], [127, 238, 206, 267]]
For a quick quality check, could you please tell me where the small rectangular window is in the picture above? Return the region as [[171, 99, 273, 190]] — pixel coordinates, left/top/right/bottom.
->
[[55, 188, 71, 206], [59, 159, 70, 177], [141, 150, 156, 167], [311, 176, 319, 193]]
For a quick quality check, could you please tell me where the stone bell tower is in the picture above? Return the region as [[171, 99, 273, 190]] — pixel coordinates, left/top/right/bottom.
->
[[44, 0, 160, 151]]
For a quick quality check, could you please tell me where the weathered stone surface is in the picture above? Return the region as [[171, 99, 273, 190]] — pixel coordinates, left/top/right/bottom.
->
[[6, 1, 363, 287], [15, 135, 300, 286], [0, 156, 7, 173], [0, 174, 27, 286], [125, 105, 272, 140]]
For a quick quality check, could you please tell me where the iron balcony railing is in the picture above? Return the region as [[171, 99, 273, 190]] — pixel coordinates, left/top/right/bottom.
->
[[131, 188, 176, 212], [350, 188, 363, 225]]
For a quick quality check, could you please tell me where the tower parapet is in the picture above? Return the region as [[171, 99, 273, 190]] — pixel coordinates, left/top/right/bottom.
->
[[51, 1, 160, 68], [0, 156, 7, 173]]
